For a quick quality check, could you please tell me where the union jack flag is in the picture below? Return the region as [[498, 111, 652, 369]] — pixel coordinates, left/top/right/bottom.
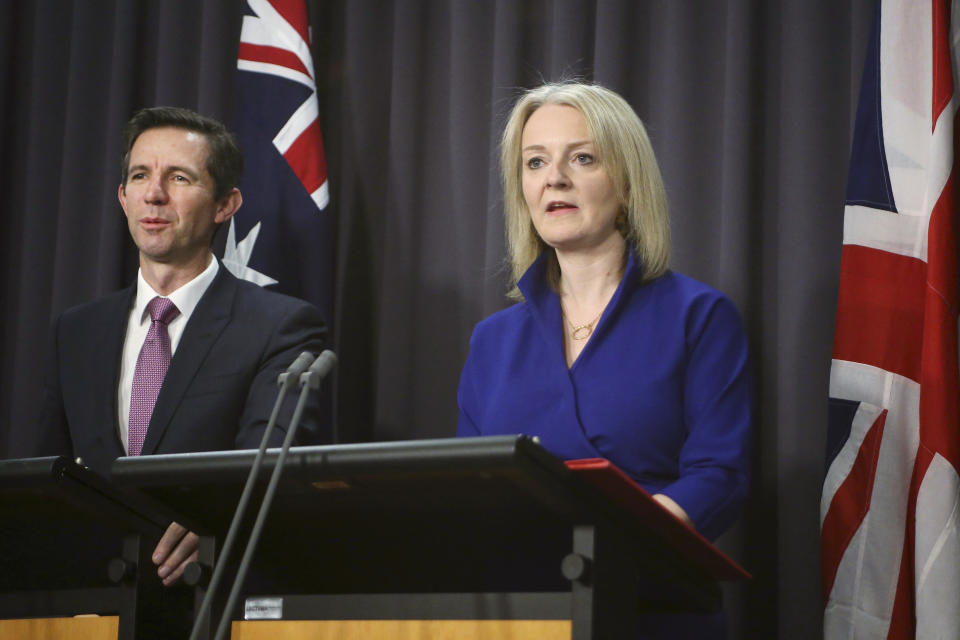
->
[[224, 0, 332, 321], [821, 1, 960, 638]]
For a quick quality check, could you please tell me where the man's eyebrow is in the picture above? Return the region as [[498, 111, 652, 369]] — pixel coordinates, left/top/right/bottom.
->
[[126, 164, 202, 179], [166, 165, 201, 178]]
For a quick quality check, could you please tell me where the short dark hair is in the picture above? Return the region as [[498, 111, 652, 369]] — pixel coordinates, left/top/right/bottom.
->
[[120, 106, 243, 201]]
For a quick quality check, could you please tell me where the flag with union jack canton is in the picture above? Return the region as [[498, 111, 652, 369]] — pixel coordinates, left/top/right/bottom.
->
[[224, 0, 332, 323], [821, 0, 960, 638]]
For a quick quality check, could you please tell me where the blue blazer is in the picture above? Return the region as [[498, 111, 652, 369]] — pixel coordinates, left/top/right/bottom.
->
[[458, 252, 752, 542], [22, 264, 329, 476]]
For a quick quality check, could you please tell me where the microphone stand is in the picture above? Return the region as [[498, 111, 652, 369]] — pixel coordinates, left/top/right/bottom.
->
[[187, 351, 315, 640], [213, 350, 337, 640]]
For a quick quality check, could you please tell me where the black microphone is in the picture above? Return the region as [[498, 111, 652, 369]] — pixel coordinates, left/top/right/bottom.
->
[[213, 350, 338, 640], [188, 351, 315, 640]]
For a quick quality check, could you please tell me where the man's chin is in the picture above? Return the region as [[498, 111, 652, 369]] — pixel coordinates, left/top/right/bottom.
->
[[136, 246, 187, 268], [136, 244, 175, 262]]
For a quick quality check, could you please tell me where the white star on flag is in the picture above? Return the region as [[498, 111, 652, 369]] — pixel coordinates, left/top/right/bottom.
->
[[222, 218, 278, 287]]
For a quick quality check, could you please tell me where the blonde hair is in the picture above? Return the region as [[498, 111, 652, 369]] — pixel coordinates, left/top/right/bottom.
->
[[500, 81, 670, 298]]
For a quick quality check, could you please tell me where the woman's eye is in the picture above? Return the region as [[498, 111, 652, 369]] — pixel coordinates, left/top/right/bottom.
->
[[574, 153, 594, 165], [526, 157, 544, 169]]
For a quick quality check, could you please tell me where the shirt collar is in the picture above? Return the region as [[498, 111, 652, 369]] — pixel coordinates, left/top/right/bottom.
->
[[133, 257, 220, 325]]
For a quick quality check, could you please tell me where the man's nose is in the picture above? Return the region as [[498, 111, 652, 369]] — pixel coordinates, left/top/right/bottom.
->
[[144, 176, 168, 202]]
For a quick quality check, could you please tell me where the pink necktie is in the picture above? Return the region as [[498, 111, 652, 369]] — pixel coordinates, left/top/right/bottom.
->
[[128, 296, 179, 456]]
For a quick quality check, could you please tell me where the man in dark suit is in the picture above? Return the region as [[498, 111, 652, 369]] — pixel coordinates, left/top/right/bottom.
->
[[21, 106, 328, 585]]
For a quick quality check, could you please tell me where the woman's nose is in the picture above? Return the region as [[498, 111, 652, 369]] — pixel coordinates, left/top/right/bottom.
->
[[546, 163, 570, 188]]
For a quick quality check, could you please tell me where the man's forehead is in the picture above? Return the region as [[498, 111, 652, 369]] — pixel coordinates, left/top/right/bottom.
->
[[129, 127, 210, 165]]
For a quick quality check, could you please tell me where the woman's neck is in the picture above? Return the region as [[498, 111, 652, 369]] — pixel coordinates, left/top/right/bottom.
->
[[555, 237, 626, 313], [554, 237, 627, 368]]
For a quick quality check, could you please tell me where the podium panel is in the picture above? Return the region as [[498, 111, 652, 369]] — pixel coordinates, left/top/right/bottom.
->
[[231, 619, 570, 639], [0, 616, 118, 639]]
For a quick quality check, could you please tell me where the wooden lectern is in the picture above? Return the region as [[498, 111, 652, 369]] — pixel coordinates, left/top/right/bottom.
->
[[109, 435, 749, 639], [0, 455, 196, 639]]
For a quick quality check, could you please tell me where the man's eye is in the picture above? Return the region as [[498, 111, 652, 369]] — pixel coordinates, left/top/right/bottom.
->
[[526, 157, 544, 169], [172, 175, 188, 182]]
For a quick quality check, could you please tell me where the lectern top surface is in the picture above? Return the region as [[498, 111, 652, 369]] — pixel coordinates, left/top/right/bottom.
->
[[110, 435, 559, 484], [109, 435, 587, 529]]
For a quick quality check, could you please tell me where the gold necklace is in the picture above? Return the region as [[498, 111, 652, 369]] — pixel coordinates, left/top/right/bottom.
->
[[563, 308, 604, 341]]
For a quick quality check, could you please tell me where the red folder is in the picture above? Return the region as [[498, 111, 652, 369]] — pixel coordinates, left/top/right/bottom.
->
[[565, 458, 751, 581]]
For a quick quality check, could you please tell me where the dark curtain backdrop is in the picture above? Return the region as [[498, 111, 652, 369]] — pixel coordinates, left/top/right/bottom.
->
[[0, 1, 875, 637]]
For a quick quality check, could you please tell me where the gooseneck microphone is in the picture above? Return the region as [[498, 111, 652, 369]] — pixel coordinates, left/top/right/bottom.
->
[[213, 349, 338, 640], [187, 351, 315, 640]]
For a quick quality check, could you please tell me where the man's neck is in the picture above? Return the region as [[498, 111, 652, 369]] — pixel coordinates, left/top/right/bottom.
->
[[140, 252, 214, 296]]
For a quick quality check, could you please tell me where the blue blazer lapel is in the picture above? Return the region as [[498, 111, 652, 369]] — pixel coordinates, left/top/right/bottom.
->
[[140, 267, 236, 455]]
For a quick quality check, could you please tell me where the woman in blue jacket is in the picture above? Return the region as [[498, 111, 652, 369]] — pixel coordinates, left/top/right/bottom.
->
[[457, 81, 752, 638]]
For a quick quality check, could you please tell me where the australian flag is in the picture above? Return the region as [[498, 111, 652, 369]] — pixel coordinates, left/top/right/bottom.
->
[[225, 0, 332, 325], [820, 1, 960, 638]]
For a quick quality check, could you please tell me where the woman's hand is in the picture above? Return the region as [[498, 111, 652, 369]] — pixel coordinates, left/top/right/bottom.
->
[[652, 493, 694, 528]]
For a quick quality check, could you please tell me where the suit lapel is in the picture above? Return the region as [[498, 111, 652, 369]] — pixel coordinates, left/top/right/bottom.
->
[[97, 287, 136, 458], [140, 266, 236, 454]]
